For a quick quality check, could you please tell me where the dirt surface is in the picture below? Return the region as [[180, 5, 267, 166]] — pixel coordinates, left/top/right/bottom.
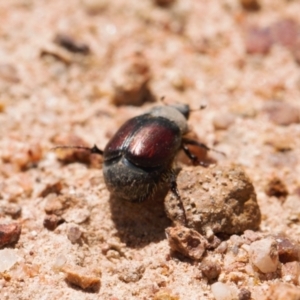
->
[[1, 0, 300, 299]]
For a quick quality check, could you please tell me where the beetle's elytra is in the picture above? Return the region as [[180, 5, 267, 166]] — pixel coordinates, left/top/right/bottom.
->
[[54, 104, 212, 205]]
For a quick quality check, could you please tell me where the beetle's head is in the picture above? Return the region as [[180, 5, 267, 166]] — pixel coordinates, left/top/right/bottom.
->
[[168, 103, 190, 120]]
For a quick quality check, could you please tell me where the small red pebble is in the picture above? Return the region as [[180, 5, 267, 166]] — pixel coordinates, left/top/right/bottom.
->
[[0, 223, 22, 247]]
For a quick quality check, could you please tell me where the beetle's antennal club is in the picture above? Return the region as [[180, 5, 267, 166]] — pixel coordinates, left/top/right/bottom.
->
[[190, 104, 206, 112], [52, 144, 104, 156]]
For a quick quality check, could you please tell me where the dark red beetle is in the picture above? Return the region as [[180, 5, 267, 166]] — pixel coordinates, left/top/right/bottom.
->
[[55, 104, 212, 206]]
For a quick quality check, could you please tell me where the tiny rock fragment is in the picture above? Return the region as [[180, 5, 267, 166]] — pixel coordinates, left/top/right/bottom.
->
[[44, 194, 79, 216], [40, 44, 72, 65], [263, 101, 300, 126], [153, 0, 176, 8], [67, 226, 82, 244], [165, 164, 261, 235], [266, 283, 300, 300], [265, 177, 288, 201], [53, 255, 67, 272], [238, 288, 251, 300], [39, 181, 62, 198], [62, 264, 101, 291], [199, 259, 221, 281], [20, 263, 40, 278], [0, 203, 22, 219], [0, 249, 19, 272], [54, 33, 90, 55], [211, 282, 233, 300], [0, 223, 21, 248], [271, 19, 299, 48], [276, 236, 300, 263], [63, 208, 90, 224], [43, 214, 63, 230], [213, 113, 235, 130], [44, 194, 65, 215], [264, 132, 294, 152], [281, 262, 300, 285], [243, 230, 261, 243], [0, 63, 20, 83], [206, 235, 222, 250], [118, 261, 145, 283], [249, 237, 279, 273], [81, 0, 109, 14], [245, 27, 272, 55], [111, 52, 152, 106], [3, 142, 43, 171], [153, 290, 180, 300], [165, 225, 207, 260], [240, 0, 260, 11], [215, 241, 228, 254]]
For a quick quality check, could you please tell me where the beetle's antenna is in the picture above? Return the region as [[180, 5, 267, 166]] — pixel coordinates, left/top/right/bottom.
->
[[159, 96, 166, 105], [52, 144, 104, 156], [182, 138, 226, 157]]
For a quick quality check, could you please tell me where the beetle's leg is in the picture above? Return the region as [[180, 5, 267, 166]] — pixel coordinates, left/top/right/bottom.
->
[[181, 142, 209, 167], [90, 144, 104, 156], [182, 138, 225, 166], [169, 171, 187, 226], [52, 144, 104, 156]]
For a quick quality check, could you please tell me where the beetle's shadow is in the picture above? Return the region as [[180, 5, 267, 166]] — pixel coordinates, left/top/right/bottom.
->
[[109, 188, 171, 248]]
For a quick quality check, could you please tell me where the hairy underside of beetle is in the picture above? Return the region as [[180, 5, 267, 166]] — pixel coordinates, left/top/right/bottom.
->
[[103, 156, 175, 202]]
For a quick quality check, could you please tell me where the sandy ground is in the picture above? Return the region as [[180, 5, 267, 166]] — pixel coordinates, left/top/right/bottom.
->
[[1, 0, 300, 299]]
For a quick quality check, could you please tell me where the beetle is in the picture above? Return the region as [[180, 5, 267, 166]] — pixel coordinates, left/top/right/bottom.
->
[[54, 104, 214, 220]]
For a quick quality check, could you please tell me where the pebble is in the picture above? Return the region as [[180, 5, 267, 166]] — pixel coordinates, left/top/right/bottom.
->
[[43, 214, 63, 231], [54, 33, 90, 55], [67, 226, 82, 244], [44, 194, 90, 224], [245, 19, 300, 61], [0, 223, 22, 248], [215, 241, 228, 254], [165, 225, 208, 260], [165, 164, 261, 235], [111, 52, 152, 106], [249, 238, 279, 273], [281, 261, 300, 285], [211, 282, 233, 300], [153, 0, 176, 7], [0, 203, 22, 219], [213, 113, 235, 130], [240, 0, 260, 11], [63, 208, 90, 224], [0, 249, 19, 272], [118, 261, 145, 283], [243, 230, 261, 243], [276, 236, 300, 263], [263, 101, 300, 126], [44, 194, 67, 215], [0, 63, 20, 83], [199, 259, 221, 281], [238, 288, 251, 300], [81, 0, 108, 14], [245, 27, 272, 55], [62, 264, 101, 291], [271, 19, 299, 48], [265, 177, 288, 201], [266, 283, 300, 300], [153, 290, 179, 300], [39, 182, 62, 198]]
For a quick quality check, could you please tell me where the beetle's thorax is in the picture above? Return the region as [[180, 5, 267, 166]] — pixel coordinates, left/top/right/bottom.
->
[[148, 106, 188, 135]]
